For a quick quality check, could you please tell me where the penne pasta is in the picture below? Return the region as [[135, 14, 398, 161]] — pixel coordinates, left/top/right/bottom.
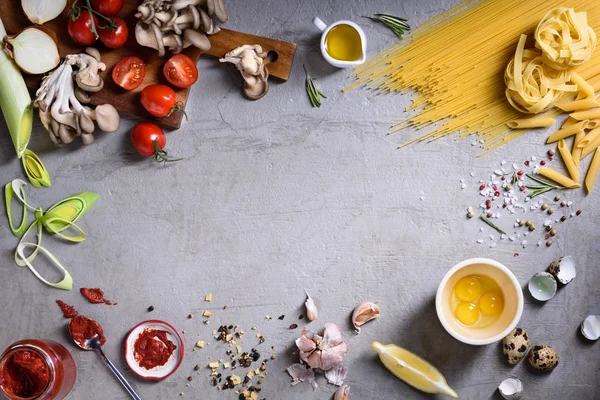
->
[[537, 167, 581, 188], [573, 130, 585, 167], [506, 117, 555, 129], [555, 98, 600, 112], [561, 117, 579, 129], [570, 71, 596, 98], [582, 130, 600, 158], [557, 139, 580, 181], [546, 120, 587, 143], [584, 149, 600, 193], [587, 119, 600, 129], [570, 108, 600, 120], [577, 127, 600, 148]]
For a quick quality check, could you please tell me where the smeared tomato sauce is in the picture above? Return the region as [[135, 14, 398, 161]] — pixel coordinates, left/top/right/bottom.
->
[[55, 300, 78, 319], [80, 288, 113, 305], [69, 316, 107, 348], [133, 329, 177, 370], [0, 349, 49, 398]]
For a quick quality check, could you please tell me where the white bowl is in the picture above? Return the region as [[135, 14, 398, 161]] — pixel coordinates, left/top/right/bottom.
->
[[435, 258, 524, 345]]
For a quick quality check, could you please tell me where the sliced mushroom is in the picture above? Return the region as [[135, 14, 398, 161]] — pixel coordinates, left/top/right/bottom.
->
[[66, 53, 106, 92], [183, 29, 210, 51]]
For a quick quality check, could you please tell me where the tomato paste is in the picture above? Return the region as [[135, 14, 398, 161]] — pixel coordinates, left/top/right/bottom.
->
[[69, 316, 106, 348], [80, 288, 113, 305], [0, 349, 49, 398], [56, 300, 78, 318], [133, 329, 177, 370]]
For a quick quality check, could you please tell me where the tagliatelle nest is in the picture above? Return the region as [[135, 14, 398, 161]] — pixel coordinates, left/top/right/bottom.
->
[[505, 34, 576, 114], [535, 7, 597, 70]]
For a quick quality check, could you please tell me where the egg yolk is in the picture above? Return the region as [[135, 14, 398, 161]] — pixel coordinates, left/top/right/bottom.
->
[[479, 291, 504, 316], [455, 303, 480, 325], [454, 276, 482, 302]]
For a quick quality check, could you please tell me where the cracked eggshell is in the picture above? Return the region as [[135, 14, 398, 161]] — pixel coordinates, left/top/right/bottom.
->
[[528, 272, 557, 301], [502, 328, 529, 365], [498, 378, 523, 400], [580, 315, 600, 341], [527, 344, 559, 372], [548, 256, 576, 284]]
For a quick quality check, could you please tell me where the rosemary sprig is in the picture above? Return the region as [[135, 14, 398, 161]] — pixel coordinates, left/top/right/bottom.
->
[[479, 215, 506, 235], [304, 65, 327, 108], [525, 174, 561, 198], [364, 14, 410, 39]]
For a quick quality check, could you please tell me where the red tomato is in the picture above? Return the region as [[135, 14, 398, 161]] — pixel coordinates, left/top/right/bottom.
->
[[163, 54, 199, 89], [112, 57, 146, 90], [131, 122, 166, 157], [68, 12, 99, 46], [140, 84, 185, 118], [99, 18, 129, 49], [91, 0, 124, 15]]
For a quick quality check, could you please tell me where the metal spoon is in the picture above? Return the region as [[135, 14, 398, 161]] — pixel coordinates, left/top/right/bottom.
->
[[76, 334, 142, 400]]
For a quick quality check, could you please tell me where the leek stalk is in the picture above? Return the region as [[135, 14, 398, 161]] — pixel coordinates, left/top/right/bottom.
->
[[0, 17, 33, 158]]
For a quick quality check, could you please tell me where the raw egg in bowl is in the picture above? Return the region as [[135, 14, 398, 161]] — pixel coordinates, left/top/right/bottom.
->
[[436, 258, 523, 345]]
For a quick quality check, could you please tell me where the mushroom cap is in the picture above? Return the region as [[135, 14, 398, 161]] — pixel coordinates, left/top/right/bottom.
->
[[94, 104, 120, 132]]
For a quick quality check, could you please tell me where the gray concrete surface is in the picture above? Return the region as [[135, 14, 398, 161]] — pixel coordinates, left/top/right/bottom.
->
[[1, 0, 599, 399]]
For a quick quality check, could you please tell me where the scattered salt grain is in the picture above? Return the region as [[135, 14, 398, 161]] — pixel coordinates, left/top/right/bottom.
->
[[477, 239, 484, 244], [490, 243, 496, 248]]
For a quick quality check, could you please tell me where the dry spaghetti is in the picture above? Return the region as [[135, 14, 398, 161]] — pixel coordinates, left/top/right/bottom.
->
[[346, 0, 600, 155]]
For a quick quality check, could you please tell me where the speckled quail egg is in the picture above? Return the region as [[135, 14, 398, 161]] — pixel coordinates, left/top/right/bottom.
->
[[498, 377, 523, 400], [527, 344, 559, 371], [548, 256, 576, 285], [528, 272, 557, 302], [502, 328, 529, 365]]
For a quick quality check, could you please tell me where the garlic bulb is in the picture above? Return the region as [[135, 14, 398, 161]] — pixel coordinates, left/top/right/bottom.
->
[[22, 0, 67, 25], [295, 323, 347, 371], [305, 291, 318, 321], [352, 302, 380, 332]]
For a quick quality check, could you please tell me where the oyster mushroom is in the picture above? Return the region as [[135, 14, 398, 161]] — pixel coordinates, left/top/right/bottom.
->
[[135, 0, 228, 55], [220, 44, 270, 100], [33, 51, 120, 146]]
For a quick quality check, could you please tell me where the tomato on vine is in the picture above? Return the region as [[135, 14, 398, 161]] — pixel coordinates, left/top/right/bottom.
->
[[90, 0, 124, 16], [98, 17, 129, 48], [140, 84, 187, 119], [131, 122, 182, 163]]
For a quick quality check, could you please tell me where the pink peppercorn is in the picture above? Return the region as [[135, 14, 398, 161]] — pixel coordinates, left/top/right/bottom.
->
[[493, 185, 498, 191], [479, 184, 486, 190], [514, 253, 519, 257], [517, 170, 524, 176], [540, 160, 546, 166], [576, 210, 582, 216], [487, 212, 493, 218], [524, 161, 530, 166]]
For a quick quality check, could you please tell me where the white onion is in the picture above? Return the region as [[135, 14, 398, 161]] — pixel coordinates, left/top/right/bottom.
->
[[22, 0, 67, 25], [4, 27, 60, 74]]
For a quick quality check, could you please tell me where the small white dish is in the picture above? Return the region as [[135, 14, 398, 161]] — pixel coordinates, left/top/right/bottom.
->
[[124, 320, 184, 381], [436, 258, 524, 345], [312, 17, 367, 68]]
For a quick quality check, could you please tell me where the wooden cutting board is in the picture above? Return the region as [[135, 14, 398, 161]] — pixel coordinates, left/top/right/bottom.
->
[[0, 0, 297, 128]]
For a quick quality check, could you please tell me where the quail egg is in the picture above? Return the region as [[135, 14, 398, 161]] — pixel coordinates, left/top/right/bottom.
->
[[580, 315, 600, 341], [502, 328, 529, 365], [528, 272, 557, 302], [548, 256, 576, 285], [527, 344, 559, 371], [498, 377, 523, 400]]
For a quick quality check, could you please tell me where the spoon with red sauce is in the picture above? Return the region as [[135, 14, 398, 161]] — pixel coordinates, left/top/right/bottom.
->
[[69, 316, 142, 400]]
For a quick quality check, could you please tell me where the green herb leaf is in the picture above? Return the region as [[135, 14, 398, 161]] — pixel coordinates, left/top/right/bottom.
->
[[479, 215, 506, 235], [525, 173, 561, 198], [304, 65, 327, 108], [364, 13, 411, 39]]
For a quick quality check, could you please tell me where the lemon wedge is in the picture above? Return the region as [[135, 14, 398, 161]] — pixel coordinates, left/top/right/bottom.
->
[[372, 342, 458, 398]]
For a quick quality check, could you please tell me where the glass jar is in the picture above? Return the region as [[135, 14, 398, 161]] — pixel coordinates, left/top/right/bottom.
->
[[0, 339, 76, 400]]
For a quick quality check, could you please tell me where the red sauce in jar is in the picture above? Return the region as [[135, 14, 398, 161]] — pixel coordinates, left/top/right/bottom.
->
[[55, 301, 78, 319], [69, 316, 107, 348], [80, 288, 113, 305], [133, 329, 177, 370], [0, 349, 49, 398]]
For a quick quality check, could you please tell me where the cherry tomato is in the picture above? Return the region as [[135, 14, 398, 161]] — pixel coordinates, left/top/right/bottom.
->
[[163, 54, 199, 89], [140, 84, 186, 118], [68, 11, 99, 46], [131, 122, 166, 157], [91, 0, 124, 15], [112, 57, 146, 91], [99, 18, 129, 49], [131, 122, 182, 163]]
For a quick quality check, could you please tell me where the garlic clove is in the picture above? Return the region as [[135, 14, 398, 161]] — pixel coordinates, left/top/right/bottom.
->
[[334, 384, 350, 400], [352, 301, 381, 332], [324, 364, 347, 386], [304, 291, 318, 321], [22, 0, 67, 25], [4, 27, 60, 74]]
